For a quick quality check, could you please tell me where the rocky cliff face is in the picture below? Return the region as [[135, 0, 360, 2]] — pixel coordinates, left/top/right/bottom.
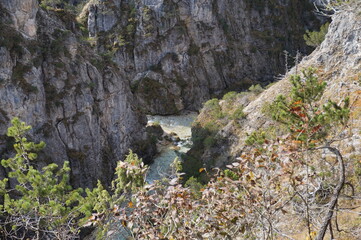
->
[[83, 0, 320, 114], [0, 0, 155, 188], [0, 0, 323, 187], [189, 4, 361, 174]]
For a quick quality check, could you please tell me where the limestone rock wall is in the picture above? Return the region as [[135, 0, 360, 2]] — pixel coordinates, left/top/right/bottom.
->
[[0, 1, 155, 188], [84, 0, 320, 114]]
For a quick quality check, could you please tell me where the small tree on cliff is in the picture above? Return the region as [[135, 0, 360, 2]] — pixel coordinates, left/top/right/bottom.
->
[[81, 150, 148, 239], [0, 118, 90, 240], [251, 67, 350, 239], [212, 68, 350, 239]]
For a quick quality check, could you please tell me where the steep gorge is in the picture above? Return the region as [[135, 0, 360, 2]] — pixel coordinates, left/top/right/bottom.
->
[[0, 0, 322, 188]]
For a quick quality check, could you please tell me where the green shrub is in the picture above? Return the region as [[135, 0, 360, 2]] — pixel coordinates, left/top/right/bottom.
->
[[203, 136, 217, 148], [0, 118, 151, 239], [188, 42, 200, 56], [245, 130, 267, 146], [204, 98, 223, 119], [126, 24, 136, 36], [151, 121, 160, 127], [269, 67, 349, 145], [303, 22, 330, 47], [231, 106, 246, 120], [0, 118, 90, 239], [248, 84, 264, 95], [185, 177, 204, 199], [39, 0, 81, 14], [222, 91, 238, 101], [12, 63, 38, 94], [224, 169, 239, 180], [204, 122, 220, 133]]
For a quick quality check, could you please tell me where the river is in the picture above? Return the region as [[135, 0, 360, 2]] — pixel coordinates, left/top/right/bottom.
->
[[146, 111, 197, 183]]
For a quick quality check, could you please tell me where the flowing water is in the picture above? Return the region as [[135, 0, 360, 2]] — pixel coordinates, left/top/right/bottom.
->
[[146, 111, 197, 183]]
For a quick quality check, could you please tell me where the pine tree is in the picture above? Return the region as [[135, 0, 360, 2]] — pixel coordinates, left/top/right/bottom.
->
[[268, 68, 350, 239], [269, 67, 349, 146], [81, 150, 148, 239], [0, 118, 90, 240], [304, 23, 330, 47]]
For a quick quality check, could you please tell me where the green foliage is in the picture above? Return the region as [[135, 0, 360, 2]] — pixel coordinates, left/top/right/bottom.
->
[[170, 157, 183, 173], [248, 84, 264, 95], [39, 0, 64, 9], [94, 2, 139, 53], [126, 24, 136, 36], [98, 66, 353, 239], [222, 91, 238, 101], [267, 67, 349, 146], [152, 121, 160, 127], [112, 150, 147, 196], [149, 63, 163, 73], [12, 63, 38, 94], [80, 181, 113, 239], [0, 23, 23, 54], [203, 95, 246, 122], [230, 106, 246, 120], [0, 118, 89, 239], [203, 136, 217, 148], [190, 92, 246, 176], [203, 98, 223, 119], [223, 169, 239, 180], [39, 0, 81, 14], [245, 130, 267, 146], [304, 22, 330, 47], [49, 29, 71, 58], [185, 177, 203, 199], [82, 151, 148, 239], [0, 120, 153, 239]]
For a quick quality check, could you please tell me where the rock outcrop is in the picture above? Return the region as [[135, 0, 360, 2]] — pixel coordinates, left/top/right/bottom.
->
[[0, 0, 156, 188], [189, 4, 361, 172], [83, 0, 321, 114], [0, 0, 38, 38]]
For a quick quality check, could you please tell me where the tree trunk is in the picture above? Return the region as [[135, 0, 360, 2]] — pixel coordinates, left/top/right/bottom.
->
[[315, 146, 345, 240]]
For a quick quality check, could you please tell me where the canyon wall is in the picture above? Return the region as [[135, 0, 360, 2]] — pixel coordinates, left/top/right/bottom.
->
[[84, 0, 319, 114], [0, 0, 155, 188]]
